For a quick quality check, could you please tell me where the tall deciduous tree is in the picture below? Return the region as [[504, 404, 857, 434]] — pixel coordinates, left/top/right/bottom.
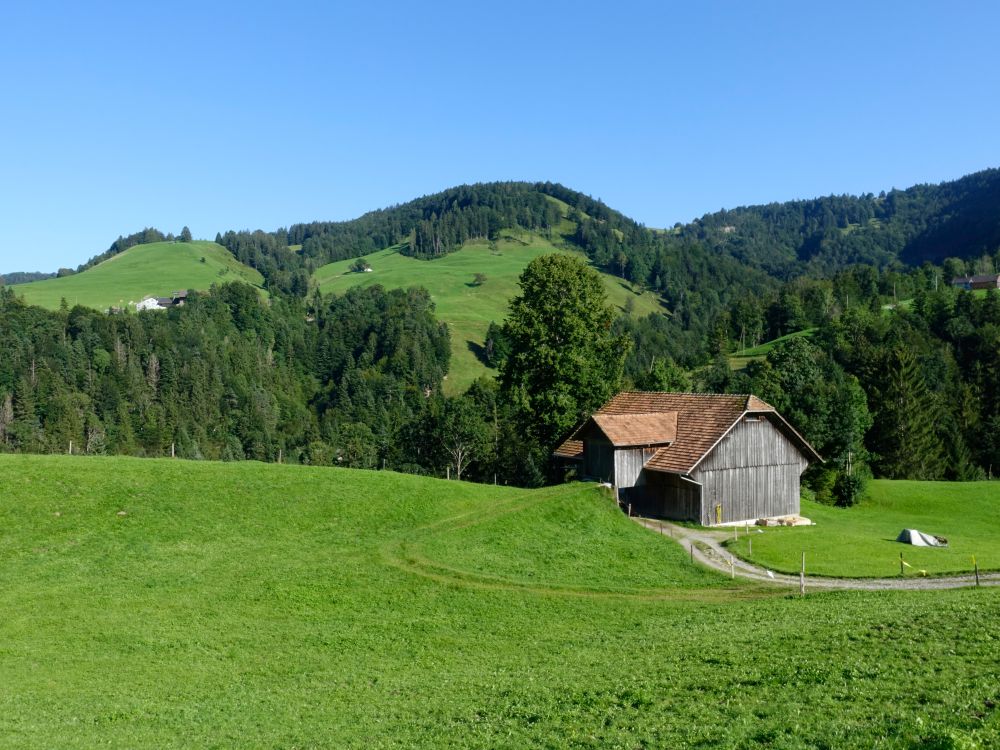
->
[[499, 254, 630, 450]]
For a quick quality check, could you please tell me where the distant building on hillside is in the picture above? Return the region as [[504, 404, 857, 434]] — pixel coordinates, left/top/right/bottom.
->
[[134, 296, 161, 311], [951, 274, 1000, 290], [553, 392, 821, 526], [133, 289, 189, 311]]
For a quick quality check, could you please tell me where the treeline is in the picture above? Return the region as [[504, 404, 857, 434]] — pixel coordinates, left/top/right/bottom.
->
[[0, 283, 459, 472], [0, 271, 56, 286]]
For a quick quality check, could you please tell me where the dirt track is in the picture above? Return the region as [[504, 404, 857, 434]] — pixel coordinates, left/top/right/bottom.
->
[[633, 516, 1000, 591]]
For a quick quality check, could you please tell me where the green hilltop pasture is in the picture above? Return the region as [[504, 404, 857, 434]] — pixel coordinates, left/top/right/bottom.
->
[[312, 233, 664, 393], [11, 241, 265, 311], [1, 454, 998, 748], [728, 327, 817, 371], [728, 479, 1000, 577]]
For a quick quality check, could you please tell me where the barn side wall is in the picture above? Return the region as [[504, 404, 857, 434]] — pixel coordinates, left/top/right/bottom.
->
[[614, 447, 658, 489], [692, 417, 808, 525]]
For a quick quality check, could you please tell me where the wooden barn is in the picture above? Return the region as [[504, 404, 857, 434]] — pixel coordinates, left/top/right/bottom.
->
[[553, 392, 821, 526]]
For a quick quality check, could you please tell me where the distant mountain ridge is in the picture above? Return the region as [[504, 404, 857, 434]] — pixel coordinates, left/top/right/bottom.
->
[[677, 167, 1000, 276]]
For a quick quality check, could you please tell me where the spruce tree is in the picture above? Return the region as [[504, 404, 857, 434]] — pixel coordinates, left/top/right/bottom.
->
[[873, 346, 946, 479]]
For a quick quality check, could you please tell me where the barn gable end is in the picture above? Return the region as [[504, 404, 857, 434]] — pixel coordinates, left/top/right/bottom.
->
[[691, 415, 809, 525]]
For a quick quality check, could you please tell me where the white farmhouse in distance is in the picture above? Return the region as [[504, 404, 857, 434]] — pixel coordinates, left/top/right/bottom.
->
[[134, 296, 161, 311]]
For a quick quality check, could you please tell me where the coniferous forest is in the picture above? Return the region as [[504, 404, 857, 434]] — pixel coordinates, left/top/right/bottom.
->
[[2, 171, 1000, 499]]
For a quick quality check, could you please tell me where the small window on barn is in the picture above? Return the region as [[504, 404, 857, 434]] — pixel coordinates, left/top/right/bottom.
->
[[744, 415, 762, 422]]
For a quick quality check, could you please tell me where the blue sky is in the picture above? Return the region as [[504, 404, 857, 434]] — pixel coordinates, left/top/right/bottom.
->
[[2, 1, 999, 271]]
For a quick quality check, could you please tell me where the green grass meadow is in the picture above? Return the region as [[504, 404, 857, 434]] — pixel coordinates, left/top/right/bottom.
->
[[727, 479, 1000, 577], [12, 241, 265, 311], [312, 234, 664, 394], [1, 455, 998, 748]]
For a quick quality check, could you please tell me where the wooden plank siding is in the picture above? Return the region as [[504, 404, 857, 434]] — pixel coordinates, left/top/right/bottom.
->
[[583, 436, 614, 483], [690, 416, 808, 525], [614, 447, 658, 489]]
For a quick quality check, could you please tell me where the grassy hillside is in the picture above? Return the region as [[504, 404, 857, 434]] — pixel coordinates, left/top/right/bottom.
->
[[727, 479, 1000, 577], [1, 455, 998, 748], [313, 232, 664, 393], [12, 241, 265, 311], [728, 327, 817, 370]]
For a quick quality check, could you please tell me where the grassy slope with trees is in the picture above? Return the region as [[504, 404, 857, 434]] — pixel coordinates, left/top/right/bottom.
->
[[1, 454, 998, 748], [11, 240, 265, 310], [312, 232, 663, 393], [4, 173, 1000, 494]]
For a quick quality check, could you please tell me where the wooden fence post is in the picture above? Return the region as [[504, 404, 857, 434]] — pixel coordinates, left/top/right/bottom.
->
[[900, 552, 904, 576], [68, 441, 73, 455], [171, 442, 175, 459], [799, 551, 805, 597], [974, 556, 980, 587]]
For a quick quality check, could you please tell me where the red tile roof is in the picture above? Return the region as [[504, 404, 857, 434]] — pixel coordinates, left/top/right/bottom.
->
[[553, 439, 583, 459], [591, 411, 677, 447], [553, 391, 820, 474]]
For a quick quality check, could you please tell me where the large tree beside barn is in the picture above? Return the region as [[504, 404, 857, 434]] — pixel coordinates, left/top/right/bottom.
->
[[499, 254, 631, 452]]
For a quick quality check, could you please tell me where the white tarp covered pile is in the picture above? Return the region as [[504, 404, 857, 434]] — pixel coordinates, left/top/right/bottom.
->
[[896, 528, 948, 547]]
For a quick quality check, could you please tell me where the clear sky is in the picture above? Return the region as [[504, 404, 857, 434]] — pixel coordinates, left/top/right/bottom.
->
[[2, 1, 999, 272]]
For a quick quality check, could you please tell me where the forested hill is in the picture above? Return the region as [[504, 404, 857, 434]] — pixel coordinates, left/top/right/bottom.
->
[[211, 171, 1000, 305], [674, 167, 1000, 277], [217, 180, 777, 326]]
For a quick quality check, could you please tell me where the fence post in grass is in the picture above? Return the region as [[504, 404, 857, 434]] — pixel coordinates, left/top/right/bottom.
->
[[900, 552, 904, 576], [974, 556, 980, 587], [730, 556, 735, 579], [734, 526, 738, 542], [799, 551, 805, 597], [68, 440, 73, 455], [627, 503, 632, 517], [690, 542, 695, 564], [748, 537, 752, 555], [447, 466, 450, 480], [171, 442, 176, 459]]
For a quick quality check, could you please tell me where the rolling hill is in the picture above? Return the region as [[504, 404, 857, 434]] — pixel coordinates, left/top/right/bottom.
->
[[11, 240, 265, 311], [312, 231, 665, 393], [1, 453, 997, 748]]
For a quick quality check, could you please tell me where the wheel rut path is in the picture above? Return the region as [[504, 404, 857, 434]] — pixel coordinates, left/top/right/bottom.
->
[[634, 516, 1000, 591]]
